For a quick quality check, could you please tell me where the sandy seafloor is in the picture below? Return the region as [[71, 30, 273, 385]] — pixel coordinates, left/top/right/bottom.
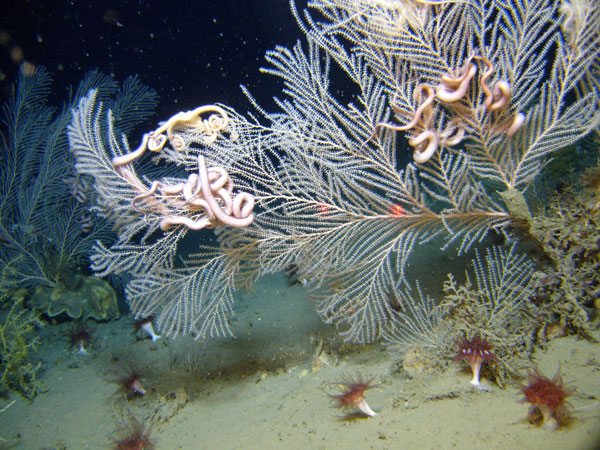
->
[[1, 267, 599, 450]]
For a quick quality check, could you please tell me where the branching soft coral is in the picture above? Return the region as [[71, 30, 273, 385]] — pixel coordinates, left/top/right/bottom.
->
[[0, 295, 43, 399], [529, 167, 600, 338]]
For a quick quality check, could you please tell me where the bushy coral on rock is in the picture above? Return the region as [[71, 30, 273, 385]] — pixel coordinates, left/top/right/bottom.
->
[[529, 166, 600, 339], [0, 296, 43, 400]]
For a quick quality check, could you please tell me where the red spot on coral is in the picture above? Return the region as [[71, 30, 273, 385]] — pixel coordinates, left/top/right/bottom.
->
[[316, 203, 331, 218], [389, 204, 407, 217]]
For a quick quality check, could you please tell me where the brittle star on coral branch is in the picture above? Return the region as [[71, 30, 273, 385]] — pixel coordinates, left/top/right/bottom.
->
[[130, 155, 255, 231], [360, 53, 527, 163], [110, 104, 255, 231], [111, 105, 230, 167]]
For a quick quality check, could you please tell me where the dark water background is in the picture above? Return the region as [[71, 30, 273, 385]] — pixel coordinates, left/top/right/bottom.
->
[[0, 0, 307, 116]]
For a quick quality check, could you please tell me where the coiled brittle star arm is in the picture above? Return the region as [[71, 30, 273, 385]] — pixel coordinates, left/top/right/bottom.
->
[[360, 84, 436, 153]]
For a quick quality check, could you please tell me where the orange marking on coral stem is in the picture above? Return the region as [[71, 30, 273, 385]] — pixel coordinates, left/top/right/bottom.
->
[[390, 204, 407, 217]]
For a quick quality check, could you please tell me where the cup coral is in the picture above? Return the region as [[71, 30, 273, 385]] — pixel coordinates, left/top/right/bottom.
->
[[111, 413, 154, 450], [132, 316, 161, 342], [454, 334, 498, 390], [109, 367, 147, 399], [68, 323, 93, 354], [518, 366, 575, 429], [328, 373, 378, 417]]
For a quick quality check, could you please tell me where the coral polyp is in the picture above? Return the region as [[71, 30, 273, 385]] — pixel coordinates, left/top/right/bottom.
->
[[68, 323, 93, 354], [109, 367, 147, 399], [328, 373, 378, 417], [454, 334, 498, 390], [518, 367, 575, 430]]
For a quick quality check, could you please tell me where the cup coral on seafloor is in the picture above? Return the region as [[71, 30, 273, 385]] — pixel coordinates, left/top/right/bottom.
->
[[328, 373, 379, 418], [454, 334, 498, 390], [518, 367, 575, 430]]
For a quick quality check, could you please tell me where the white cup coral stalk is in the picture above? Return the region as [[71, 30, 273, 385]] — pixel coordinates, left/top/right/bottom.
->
[[454, 334, 498, 390], [132, 316, 161, 342]]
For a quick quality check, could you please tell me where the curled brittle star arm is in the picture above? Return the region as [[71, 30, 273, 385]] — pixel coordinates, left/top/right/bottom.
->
[[131, 182, 157, 211], [507, 112, 526, 137], [410, 130, 439, 164], [360, 84, 435, 149], [112, 133, 150, 167], [159, 215, 213, 231], [488, 80, 511, 112], [436, 64, 477, 102]]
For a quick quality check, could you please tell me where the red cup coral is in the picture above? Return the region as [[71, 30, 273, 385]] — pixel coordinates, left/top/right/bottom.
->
[[111, 413, 154, 450], [328, 373, 378, 417], [454, 334, 497, 390], [109, 367, 147, 399], [518, 366, 575, 430]]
